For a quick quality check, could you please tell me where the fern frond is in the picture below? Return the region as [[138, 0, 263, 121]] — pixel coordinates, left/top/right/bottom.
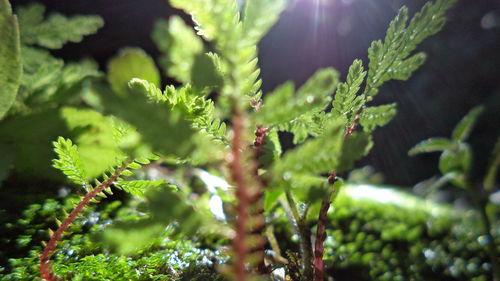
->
[[242, 0, 286, 46], [255, 68, 339, 128], [169, 0, 241, 47], [364, 0, 455, 96], [272, 120, 345, 176], [129, 79, 228, 144], [360, 103, 397, 132], [115, 179, 167, 197], [17, 3, 103, 49], [52, 137, 88, 186], [332, 59, 366, 125], [152, 16, 203, 84], [275, 112, 327, 144]]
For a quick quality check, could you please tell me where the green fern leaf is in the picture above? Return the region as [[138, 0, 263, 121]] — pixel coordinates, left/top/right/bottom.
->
[[272, 120, 345, 176], [275, 112, 327, 144], [332, 59, 366, 125], [17, 3, 103, 49], [255, 68, 339, 127], [360, 103, 397, 132], [52, 137, 87, 186], [152, 16, 203, 83], [115, 179, 166, 197], [168, 0, 241, 48], [129, 79, 228, 144], [242, 0, 286, 45], [364, 0, 455, 96]]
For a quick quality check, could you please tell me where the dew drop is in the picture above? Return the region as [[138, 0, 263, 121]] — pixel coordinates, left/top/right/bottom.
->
[[477, 235, 490, 245]]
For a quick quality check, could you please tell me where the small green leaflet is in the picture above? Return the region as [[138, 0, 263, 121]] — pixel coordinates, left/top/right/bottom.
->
[[451, 105, 484, 142], [408, 138, 455, 156], [52, 137, 87, 186], [16, 3, 103, 49], [360, 103, 397, 132], [255, 68, 338, 127], [242, 0, 286, 45]]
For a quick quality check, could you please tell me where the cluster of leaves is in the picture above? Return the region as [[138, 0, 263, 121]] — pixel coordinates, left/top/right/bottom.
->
[[2, 195, 224, 281], [3, 184, 496, 281], [409, 106, 500, 279], [0, 0, 480, 280]]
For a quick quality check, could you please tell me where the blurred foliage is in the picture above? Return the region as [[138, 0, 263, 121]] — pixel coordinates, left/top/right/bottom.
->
[[2, 184, 497, 280], [1, 0, 497, 281]]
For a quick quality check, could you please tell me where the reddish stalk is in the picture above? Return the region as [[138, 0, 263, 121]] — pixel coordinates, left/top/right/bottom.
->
[[313, 117, 359, 281], [230, 110, 250, 281], [251, 126, 269, 275], [39, 161, 130, 281], [313, 172, 337, 281]]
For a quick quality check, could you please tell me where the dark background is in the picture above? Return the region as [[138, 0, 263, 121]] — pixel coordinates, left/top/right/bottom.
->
[[11, 0, 500, 187]]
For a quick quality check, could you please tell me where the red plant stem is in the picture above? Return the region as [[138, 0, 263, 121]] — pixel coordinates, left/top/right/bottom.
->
[[252, 126, 269, 275], [313, 172, 337, 281], [313, 117, 359, 281], [39, 161, 130, 281], [230, 110, 250, 281]]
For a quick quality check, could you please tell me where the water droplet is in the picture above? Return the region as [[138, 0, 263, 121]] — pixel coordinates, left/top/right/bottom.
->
[[477, 235, 490, 245], [423, 248, 436, 260], [448, 265, 459, 277], [306, 96, 315, 103], [283, 172, 292, 181]]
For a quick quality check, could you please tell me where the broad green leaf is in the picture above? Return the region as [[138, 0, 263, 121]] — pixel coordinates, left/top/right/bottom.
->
[[107, 48, 160, 96], [264, 187, 283, 211], [360, 103, 397, 132], [101, 186, 205, 254], [254, 81, 294, 125], [0, 0, 21, 119], [242, 0, 286, 45], [129, 79, 228, 146], [259, 129, 282, 168], [100, 83, 196, 159], [408, 138, 455, 156], [152, 17, 203, 83], [0, 107, 123, 180], [451, 105, 484, 142], [190, 53, 224, 91], [0, 109, 69, 179], [17, 3, 103, 49], [52, 137, 87, 186], [61, 107, 125, 179], [272, 119, 344, 176], [338, 132, 373, 172], [438, 143, 472, 175], [284, 173, 328, 204], [484, 138, 500, 191]]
